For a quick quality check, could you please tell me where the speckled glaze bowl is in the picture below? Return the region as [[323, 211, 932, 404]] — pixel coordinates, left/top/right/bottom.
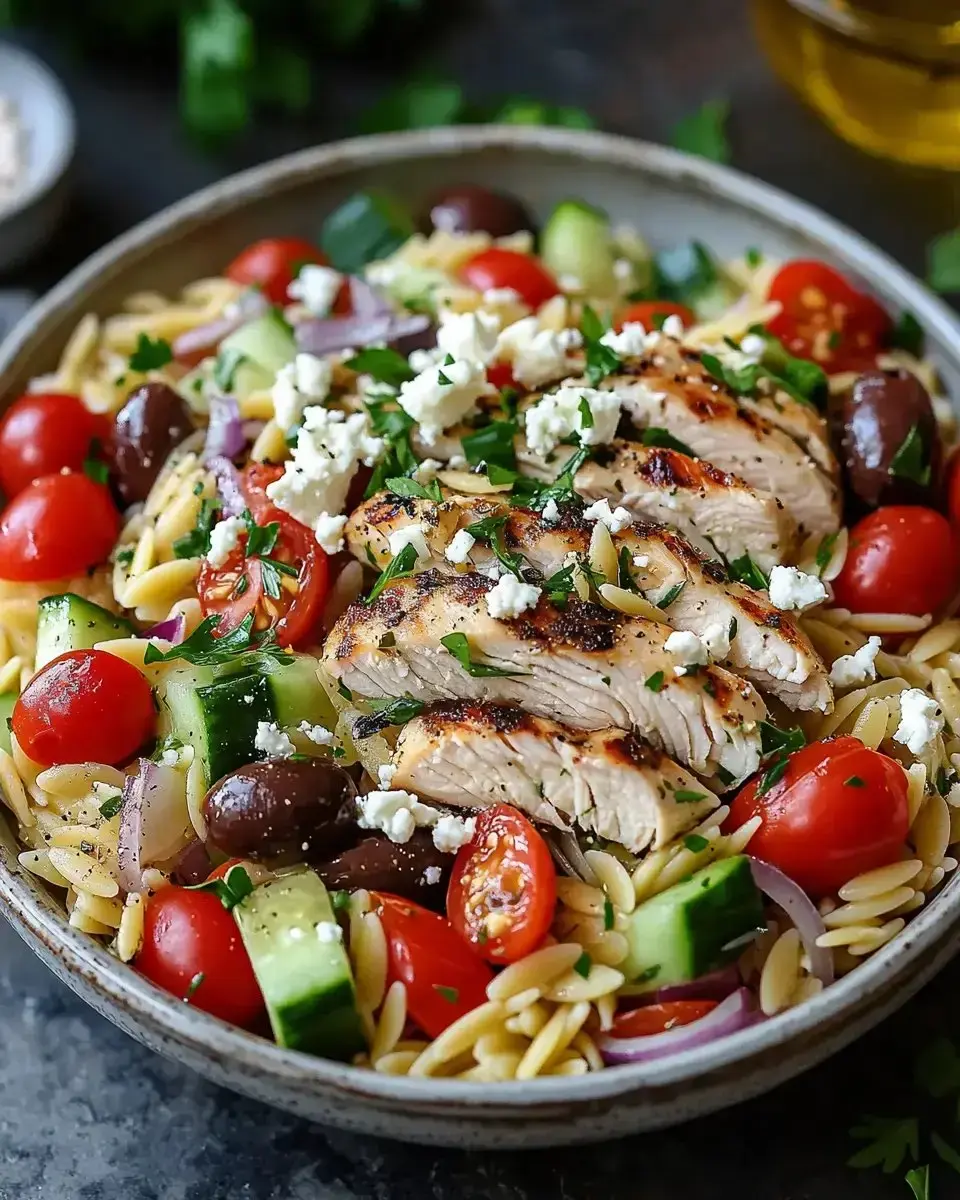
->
[[1, 127, 960, 1148]]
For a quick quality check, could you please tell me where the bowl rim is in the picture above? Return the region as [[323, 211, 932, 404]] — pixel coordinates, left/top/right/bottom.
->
[[2, 123, 959, 1110]]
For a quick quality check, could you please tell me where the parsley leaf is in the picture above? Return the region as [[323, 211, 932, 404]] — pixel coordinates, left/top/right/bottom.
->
[[756, 721, 806, 797], [364, 542, 419, 605], [573, 951, 592, 978], [645, 670, 665, 692], [845, 775, 866, 788], [889, 424, 932, 486], [353, 696, 425, 739], [440, 632, 527, 677], [385, 475, 444, 503], [674, 788, 708, 803], [345, 347, 415, 388], [728, 553, 769, 590], [543, 562, 577, 609], [890, 311, 925, 358], [577, 394, 595, 430], [928, 229, 960, 293], [242, 509, 280, 558], [814, 532, 839, 577], [745, 247, 763, 268], [360, 78, 464, 134], [603, 898, 615, 930], [527, 444, 592, 511], [365, 396, 418, 498], [461, 419, 518, 472], [82, 450, 110, 484], [184, 971, 205, 1001], [641, 427, 697, 457], [143, 612, 286, 666], [684, 833, 709, 852], [172, 497, 221, 559], [129, 333, 173, 372], [212, 346, 248, 392], [432, 983, 460, 1004], [97, 791, 123, 819], [617, 546, 640, 593], [656, 581, 686, 609], [670, 97, 731, 164], [848, 1116, 920, 1173], [580, 305, 621, 385], [465, 513, 524, 579], [188, 863, 255, 911]]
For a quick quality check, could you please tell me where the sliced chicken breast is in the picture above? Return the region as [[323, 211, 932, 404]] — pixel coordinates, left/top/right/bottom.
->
[[392, 702, 719, 853], [736, 391, 835, 475], [325, 570, 766, 782], [346, 493, 832, 711]]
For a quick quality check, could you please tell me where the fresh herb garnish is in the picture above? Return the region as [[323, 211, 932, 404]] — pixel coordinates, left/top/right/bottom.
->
[[848, 1115, 920, 1172], [364, 396, 419, 498], [464, 513, 524, 579], [242, 509, 280, 558], [321, 190, 416, 275], [129, 333, 173, 372], [889, 424, 932, 486], [756, 720, 806, 796], [670, 97, 730, 163], [728, 553, 769, 590], [573, 951, 592, 979], [97, 791, 123, 819], [188, 863, 254, 911], [115, 548, 135, 567], [82, 450, 110, 485], [144, 612, 286, 666], [645, 670, 665, 692], [543, 562, 577, 609], [580, 305, 622, 386], [433, 984, 460, 1004], [745, 247, 763, 268], [461, 419, 518, 472], [684, 833, 709, 852], [213, 346, 248, 392], [364, 542, 419, 605], [577, 394, 595, 430], [641, 427, 697, 457], [814, 532, 839, 577], [173, 497, 220, 559], [330, 890, 351, 914], [258, 555, 297, 599], [932, 1133, 960, 1176], [656, 580, 686, 609], [928, 229, 960, 293], [184, 972, 205, 1001], [440, 632, 526, 678], [674, 789, 708, 803], [617, 546, 640, 593], [603, 898, 615, 930], [528, 443, 592, 512], [890, 311, 925, 357], [353, 696, 425, 739], [385, 475, 444, 503]]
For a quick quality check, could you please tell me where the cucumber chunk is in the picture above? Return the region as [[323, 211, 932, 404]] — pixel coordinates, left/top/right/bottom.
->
[[218, 310, 297, 398], [234, 871, 364, 1058], [621, 855, 764, 990], [540, 199, 617, 297], [0, 692, 15, 754], [35, 594, 135, 669], [260, 653, 338, 734]]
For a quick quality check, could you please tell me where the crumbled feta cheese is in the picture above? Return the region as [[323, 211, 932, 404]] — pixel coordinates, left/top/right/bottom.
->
[[524, 386, 621, 457], [357, 789, 440, 843], [92, 782, 122, 806], [444, 528, 476, 565], [541, 498, 560, 524], [613, 258, 634, 283], [633, 554, 650, 568], [272, 352, 332, 431], [315, 921, 343, 944], [157, 747, 181, 768], [396, 357, 492, 444], [894, 689, 944, 755], [206, 516, 246, 568], [496, 318, 569, 389], [582, 497, 633, 533], [242, 695, 255, 705], [557, 327, 584, 352], [739, 333, 767, 358], [600, 321, 647, 356], [255, 721, 296, 759], [267, 407, 383, 550], [767, 565, 827, 612], [700, 621, 732, 661], [298, 721, 333, 746], [377, 764, 397, 789], [408, 347, 444, 374], [660, 314, 685, 340], [485, 574, 542, 619], [388, 523, 430, 563], [423, 865, 443, 885], [436, 310, 500, 364], [558, 273, 583, 292], [432, 814, 477, 854], [287, 265, 343, 317], [415, 458, 443, 482], [664, 629, 709, 676], [483, 287, 522, 307], [447, 453, 468, 470], [829, 636, 882, 688]]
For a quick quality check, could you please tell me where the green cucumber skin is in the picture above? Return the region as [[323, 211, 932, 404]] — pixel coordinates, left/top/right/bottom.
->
[[198, 671, 272, 783], [220, 311, 297, 377], [0, 693, 15, 754], [35, 593, 135, 668], [540, 198, 616, 296]]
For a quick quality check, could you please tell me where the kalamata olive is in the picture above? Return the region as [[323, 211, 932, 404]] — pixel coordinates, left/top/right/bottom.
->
[[839, 369, 941, 510], [391, 320, 438, 357], [316, 830, 451, 909], [422, 184, 535, 239], [109, 382, 195, 507], [203, 759, 359, 865]]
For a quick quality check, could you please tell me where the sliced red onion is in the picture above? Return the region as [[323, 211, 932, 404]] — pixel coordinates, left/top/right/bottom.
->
[[117, 759, 193, 894], [171, 838, 213, 886], [296, 310, 430, 357], [749, 857, 834, 986], [172, 288, 269, 366], [598, 988, 762, 1065], [203, 395, 245, 463], [348, 275, 393, 321], [207, 454, 247, 516], [638, 967, 742, 1006], [143, 612, 186, 645]]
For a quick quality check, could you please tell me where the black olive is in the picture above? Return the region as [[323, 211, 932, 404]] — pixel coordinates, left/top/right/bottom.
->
[[421, 185, 535, 239], [109, 382, 195, 506], [316, 830, 451, 909]]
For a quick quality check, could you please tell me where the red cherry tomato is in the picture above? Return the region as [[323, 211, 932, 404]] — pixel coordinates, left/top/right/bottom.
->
[[614, 300, 695, 332], [832, 505, 958, 616], [12, 649, 155, 767], [136, 884, 264, 1028], [946, 448, 960, 528], [459, 248, 559, 310], [728, 736, 909, 897], [0, 473, 120, 582], [486, 362, 518, 391], [610, 1000, 719, 1038], [0, 393, 111, 498], [767, 260, 891, 372], [225, 238, 335, 306], [374, 893, 494, 1039], [446, 805, 557, 964]]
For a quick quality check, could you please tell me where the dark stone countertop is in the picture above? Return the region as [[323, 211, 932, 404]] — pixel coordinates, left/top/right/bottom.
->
[[3, 3, 960, 1197]]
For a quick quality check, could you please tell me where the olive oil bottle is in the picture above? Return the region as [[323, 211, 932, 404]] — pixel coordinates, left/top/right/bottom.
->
[[753, 0, 960, 167]]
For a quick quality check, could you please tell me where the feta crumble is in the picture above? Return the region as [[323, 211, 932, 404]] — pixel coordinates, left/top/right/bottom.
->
[[894, 689, 944, 755], [423, 865, 443, 885], [486, 574, 542, 619], [415, 458, 444, 482], [433, 813, 477, 854], [540, 498, 560, 524], [254, 721, 296, 759], [206, 516, 246, 568], [436, 310, 500, 365], [633, 554, 650, 568], [582, 497, 633, 533], [272, 352, 332, 431], [357, 789, 439, 844], [287, 265, 343, 317], [600, 321, 647, 357], [315, 921, 343, 944], [829, 636, 882, 688], [767, 565, 827, 612], [298, 721, 334, 746], [739, 332, 768, 358], [377, 764, 397, 789], [661, 314, 685, 340], [408, 347, 444, 374], [524, 386, 621, 457], [664, 629, 709, 676], [396, 357, 492, 444], [496, 318, 569, 389], [388, 523, 430, 563], [483, 287, 522, 307], [314, 514, 348, 556], [444, 528, 476, 565], [700, 621, 732, 661]]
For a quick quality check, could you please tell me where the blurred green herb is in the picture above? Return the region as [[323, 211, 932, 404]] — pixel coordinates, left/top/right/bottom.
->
[[928, 230, 960, 293], [671, 98, 731, 163]]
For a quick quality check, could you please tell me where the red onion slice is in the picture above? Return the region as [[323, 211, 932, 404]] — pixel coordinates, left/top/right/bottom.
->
[[749, 857, 834, 986], [598, 988, 762, 1065], [296, 310, 430, 357], [117, 759, 192, 894], [143, 612, 186, 645], [639, 966, 742, 1006], [203, 396, 245, 463], [207, 454, 247, 516], [348, 275, 393, 321], [172, 288, 269, 366]]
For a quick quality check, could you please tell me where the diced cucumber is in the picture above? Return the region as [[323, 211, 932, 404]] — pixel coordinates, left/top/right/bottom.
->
[[0, 692, 15, 754], [260, 653, 338, 735], [218, 310, 297, 398], [611, 224, 655, 295], [372, 263, 449, 317], [35, 594, 135, 669], [234, 871, 364, 1058], [540, 199, 617, 297], [621, 855, 764, 990], [320, 190, 415, 275]]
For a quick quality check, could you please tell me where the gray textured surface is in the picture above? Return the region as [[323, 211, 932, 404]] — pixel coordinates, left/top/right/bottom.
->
[[3, 1, 960, 1196]]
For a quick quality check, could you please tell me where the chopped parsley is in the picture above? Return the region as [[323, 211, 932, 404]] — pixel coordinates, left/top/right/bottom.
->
[[641, 427, 697, 457], [525, 443, 592, 512], [242, 510, 280, 558], [844, 775, 866, 788], [82, 439, 109, 484], [353, 696, 425, 739], [728, 553, 769, 591], [633, 964, 661, 984], [756, 720, 806, 797], [433, 984, 460, 1004], [745, 247, 763, 269], [461, 418, 518, 473], [603, 898, 615, 930], [184, 972, 205, 1001], [848, 1115, 920, 1173], [344, 347, 414, 388], [890, 311, 924, 357], [97, 791, 123, 819], [364, 395, 418, 498], [927, 229, 960, 294], [684, 833, 709, 852], [573, 951, 592, 979], [143, 612, 287, 666], [128, 333, 173, 372], [441, 632, 527, 678], [580, 305, 621, 386], [888, 424, 932, 486], [670, 97, 730, 164], [115, 548, 135, 567], [617, 546, 640, 593], [645, 670, 665, 692], [814, 531, 839, 577], [188, 864, 254, 911], [577, 394, 595, 429], [656, 580, 686, 609], [385, 475, 444, 503], [543, 562, 577, 609], [674, 789, 707, 804], [364, 542, 419, 605], [464, 513, 524, 579], [173, 497, 220, 559]]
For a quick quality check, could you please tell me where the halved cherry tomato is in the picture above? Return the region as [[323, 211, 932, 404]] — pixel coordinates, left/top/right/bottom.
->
[[610, 1000, 719, 1038], [241, 462, 284, 523], [374, 893, 494, 1039], [446, 805, 556, 964], [459, 248, 559, 310], [832, 505, 958, 616], [727, 736, 909, 897], [0, 393, 111, 498], [767, 260, 891, 372], [13, 649, 155, 767], [486, 362, 518, 391], [137, 884, 264, 1028], [225, 237, 343, 308], [946, 448, 960, 529], [614, 300, 695, 332], [0, 472, 120, 582]]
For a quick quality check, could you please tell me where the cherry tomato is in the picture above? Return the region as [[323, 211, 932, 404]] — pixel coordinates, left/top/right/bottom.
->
[[225, 238, 332, 306], [12, 649, 155, 767], [832, 505, 958, 616], [0, 393, 111, 498], [459, 248, 559, 310], [137, 884, 264, 1028], [614, 300, 695, 332], [610, 1000, 719, 1038], [241, 462, 284, 523], [728, 735, 909, 896], [446, 805, 557, 963], [767, 260, 891, 372], [374, 893, 494, 1039], [486, 362, 518, 391], [946, 448, 960, 529], [0, 472, 120, 582]]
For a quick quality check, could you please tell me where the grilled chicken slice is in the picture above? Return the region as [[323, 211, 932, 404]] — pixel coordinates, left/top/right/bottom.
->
[[325, 570, 766, 782], [392, 702, 719, 853], [736, 391, 835, 475], [347, 494, 832, 711]]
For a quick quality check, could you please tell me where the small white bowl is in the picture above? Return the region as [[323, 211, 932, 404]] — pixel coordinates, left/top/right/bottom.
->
[[0, 42, 75, 272]]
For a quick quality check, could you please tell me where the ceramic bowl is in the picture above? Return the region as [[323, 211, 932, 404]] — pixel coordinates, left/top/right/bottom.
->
[[1, 127, 959, 1148]]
